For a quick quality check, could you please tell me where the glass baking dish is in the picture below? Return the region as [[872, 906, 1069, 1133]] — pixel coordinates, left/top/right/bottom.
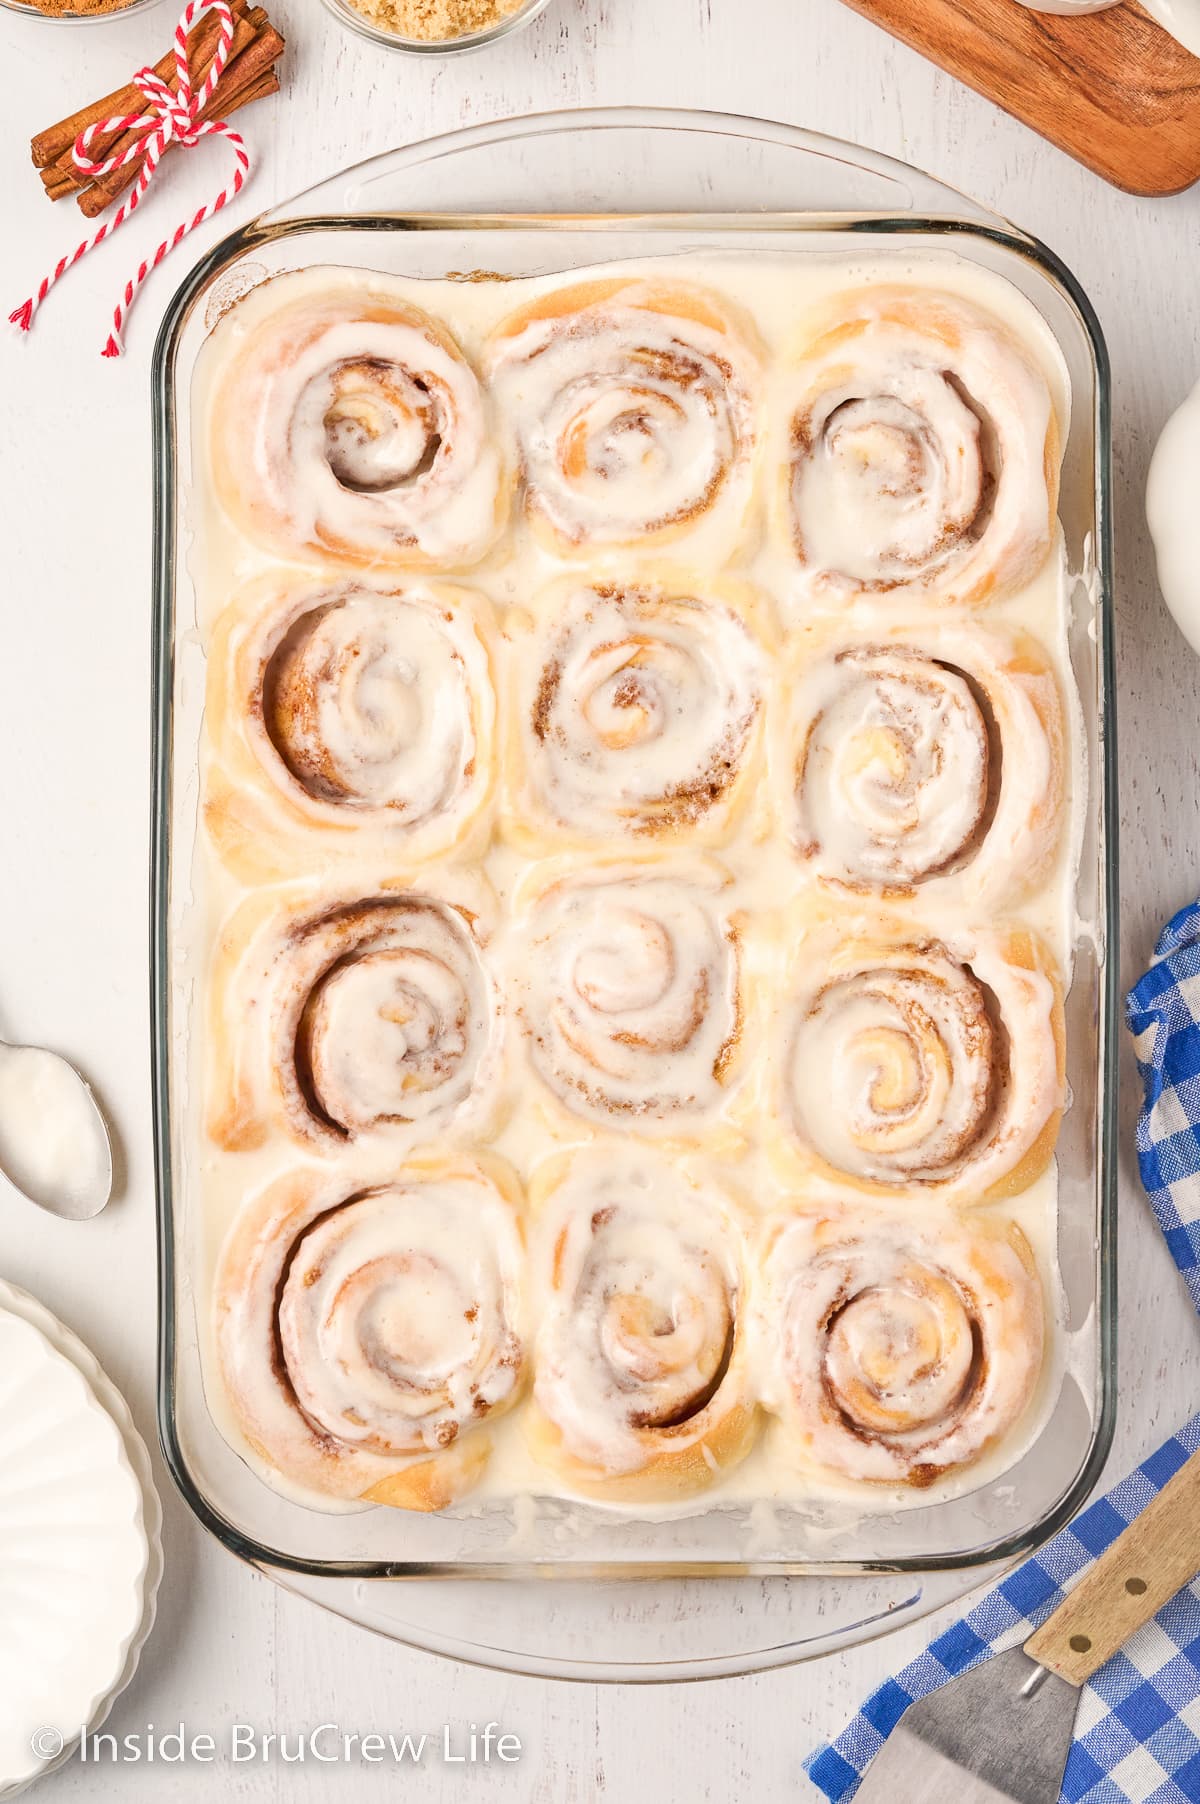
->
[[150, 109, 1118, 1665]]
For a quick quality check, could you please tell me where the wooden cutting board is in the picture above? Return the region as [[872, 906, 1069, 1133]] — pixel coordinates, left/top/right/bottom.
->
[[837, 0, 1200, 194]]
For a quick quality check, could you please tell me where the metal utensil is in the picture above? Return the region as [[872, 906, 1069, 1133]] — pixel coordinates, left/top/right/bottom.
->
[[854, 1447, 1200, 1804], [0, 1039, 113, 1219]]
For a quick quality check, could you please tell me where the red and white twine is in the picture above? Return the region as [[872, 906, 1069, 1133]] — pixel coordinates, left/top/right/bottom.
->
[[10, 0, 252, 358]]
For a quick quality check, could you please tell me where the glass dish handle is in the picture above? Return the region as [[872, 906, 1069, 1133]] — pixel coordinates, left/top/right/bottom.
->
[[251, 105, 1012, 228], [270, 1564, 1007, 1683]]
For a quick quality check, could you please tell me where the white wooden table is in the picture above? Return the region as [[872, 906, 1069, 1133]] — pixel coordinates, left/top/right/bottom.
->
[[3, 1, 1199, 1795]]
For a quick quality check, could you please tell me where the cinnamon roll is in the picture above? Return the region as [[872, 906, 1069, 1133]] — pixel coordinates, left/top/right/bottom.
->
[[204, 578, 497, 882], [207, 877, 501, 1154], [214, 1154, 525, 1510], [486, 278, 762, 556], [511, 858, 744, 1133], [505, 575, 767, 848], [526, 1147, 758, 1499], [774, 923, 1065, 1202], [207, 274, 507, 568], [759, 1210, 1045, 1487], [781, 624, 1066, 905], [775, 288, 1061, 605]]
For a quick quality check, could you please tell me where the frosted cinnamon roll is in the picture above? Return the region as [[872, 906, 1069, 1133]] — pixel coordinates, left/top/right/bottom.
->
[[526, 1148, 758, 1499], [774, 923, 1065, 1202], [204, 578, 497, 882], [775, 288, 1061, 605], [505, 576, 767, 848], [759, 1210, 1044, 1487], [781, 625, 1066, 905], [207, 876, 501, 1154], [207, 274, 507, 567], [486, 278, 762, 557], [511, 858, 744, 1132], [214, 1154, 525, 1510]]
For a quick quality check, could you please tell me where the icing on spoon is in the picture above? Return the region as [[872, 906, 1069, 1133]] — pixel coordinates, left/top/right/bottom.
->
[[0, 1041, 113, 1220]]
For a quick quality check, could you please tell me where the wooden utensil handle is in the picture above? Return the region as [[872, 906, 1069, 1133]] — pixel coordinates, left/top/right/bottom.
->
[[1025, 1447, 1200, 1685]]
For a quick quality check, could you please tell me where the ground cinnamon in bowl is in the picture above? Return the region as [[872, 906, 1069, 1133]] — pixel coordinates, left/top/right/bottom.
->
[[5, 0, 160, 18]]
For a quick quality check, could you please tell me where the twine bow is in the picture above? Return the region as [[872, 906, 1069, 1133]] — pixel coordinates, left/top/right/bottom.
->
[[10, 0, 252, 358]]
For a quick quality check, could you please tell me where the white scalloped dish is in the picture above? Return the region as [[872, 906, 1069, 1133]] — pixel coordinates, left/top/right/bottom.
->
[[0, 1303, 153, 1797]]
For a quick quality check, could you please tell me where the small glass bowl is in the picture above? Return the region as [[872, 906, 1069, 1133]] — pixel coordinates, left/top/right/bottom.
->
[[0, 0, 165, 21], [319, 0, 554, 54]]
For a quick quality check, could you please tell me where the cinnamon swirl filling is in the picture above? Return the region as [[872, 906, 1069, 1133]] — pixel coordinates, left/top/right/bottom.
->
[[208, 279, 506, 566], [517, 579, 765, 842], [282, 897, 491, 1143], [779, 927, 1064, 1200], [207, 884, 500, 1156], [795, 647, 999, 887], [514, 862, 742, 1127], [214, 1157, 525, 1505], [763, 1211, 1044, 1485], [260, 586, 487, 820], [783, 626, 1066, 906], [779, 288, 1059, 604], [529, 1148, 756, 1491], [487, 278, 760, 552]]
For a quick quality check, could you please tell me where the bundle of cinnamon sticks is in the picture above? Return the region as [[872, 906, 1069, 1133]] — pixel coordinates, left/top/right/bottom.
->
[[31, 0, 284, 219]]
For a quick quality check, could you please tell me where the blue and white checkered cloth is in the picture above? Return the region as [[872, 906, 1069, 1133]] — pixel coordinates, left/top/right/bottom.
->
[[1126, 904, 1200, 1317], [807, 900, 1200, 1804]]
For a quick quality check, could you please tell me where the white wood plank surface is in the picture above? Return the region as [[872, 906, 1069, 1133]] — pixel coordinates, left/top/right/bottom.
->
[[2, 2, 1199, 1797]]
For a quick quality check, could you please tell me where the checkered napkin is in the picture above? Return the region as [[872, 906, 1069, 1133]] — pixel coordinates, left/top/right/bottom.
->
[[807, 901, 1200, 1804]]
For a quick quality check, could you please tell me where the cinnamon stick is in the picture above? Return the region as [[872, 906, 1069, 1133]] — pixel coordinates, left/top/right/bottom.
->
[[42, 6, 267, 200], [78, 20, 283, 219], [41, 65, 280, 204], [31, 0, 248, 168]]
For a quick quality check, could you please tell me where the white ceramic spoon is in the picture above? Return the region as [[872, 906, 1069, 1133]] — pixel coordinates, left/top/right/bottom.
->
[[0, 1038, 113, 1219]]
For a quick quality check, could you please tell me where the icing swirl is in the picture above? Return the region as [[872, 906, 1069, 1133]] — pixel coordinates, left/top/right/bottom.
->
[[215, 1157, 525, 1507], [762, 1211, 1044, 1485], [487, 278, 760, 553], [795, 646, 991, 886], [787, 628, 1065, 904], [209, 883, 499, 1153], [205, 579, 495, 880], [514, 578, 765, 843], [209, 278, 506, 567], [779, 287, 1059, 604], [515, 861, 742, 1128], [779, 927, 1064, 1200], [528, 1147, 757, 1496]]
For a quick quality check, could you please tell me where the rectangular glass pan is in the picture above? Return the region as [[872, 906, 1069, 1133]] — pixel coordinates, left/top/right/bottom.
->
[[151, 111, 1117, 1582]]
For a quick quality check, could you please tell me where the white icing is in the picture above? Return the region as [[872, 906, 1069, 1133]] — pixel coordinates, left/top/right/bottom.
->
[[187, 251, 1083, 1523], [220, 885, 501, 1150], [783, 289, 1054, 604], [783, 622, 1063, 911], [487, 283, 759, 552], [512, 860, 740, 1127], [532, 1148, 745, 1475], [216, 1160, 524, 1498], [0, 1045, 110, 1214], [781, 928, 1062, 1196], [759, 1211, 1044, 1484], [212, 284, 503, 565], [795, 646, 988, 884], [263, 585, 488, 819], [517, 579, 764, 840]]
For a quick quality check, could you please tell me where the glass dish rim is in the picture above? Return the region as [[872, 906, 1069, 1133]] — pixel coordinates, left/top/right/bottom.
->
[[149, 116, 1119, 1585]]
